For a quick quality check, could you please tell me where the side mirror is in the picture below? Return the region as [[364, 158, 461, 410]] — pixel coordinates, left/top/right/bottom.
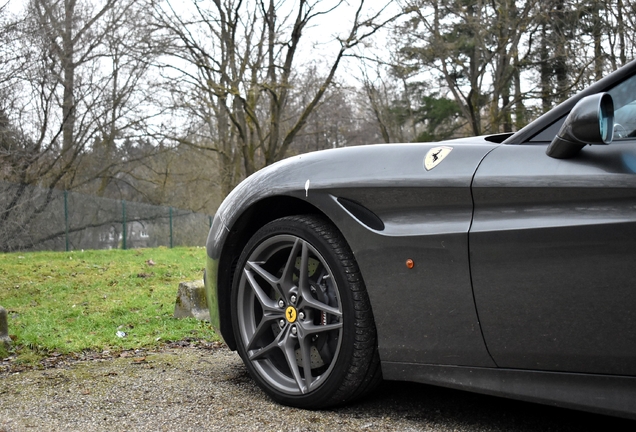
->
[[546, 93, 614, 159]]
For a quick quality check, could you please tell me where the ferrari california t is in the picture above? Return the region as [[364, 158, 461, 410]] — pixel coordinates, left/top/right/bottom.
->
[[204, 59, 636, 419]]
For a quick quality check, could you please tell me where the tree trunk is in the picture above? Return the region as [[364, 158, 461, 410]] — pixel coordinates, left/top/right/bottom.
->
[[513, 53, 524, 130], [62, 0, 76, 154], [593, 2, 603, 81], [540, 20, 552, 113], [553, 0, 568, 102], [617, 0, 626, 66]]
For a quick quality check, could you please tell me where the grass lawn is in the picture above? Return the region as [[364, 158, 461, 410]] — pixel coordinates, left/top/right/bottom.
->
[[0, 247, 219, 364]]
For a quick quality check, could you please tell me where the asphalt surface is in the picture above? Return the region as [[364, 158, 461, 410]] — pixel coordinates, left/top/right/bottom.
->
[[0, 344, 634, 431]]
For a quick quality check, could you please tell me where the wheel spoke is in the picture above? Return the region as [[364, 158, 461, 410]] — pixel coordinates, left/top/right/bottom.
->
[[246, 314, 282, 351], [248, 326, 285, 361], [244, 268, 281, 311], [246, 260, 287, 301], [298, 292, 342, 319], [243, 268, 286, 352], [280, 238, 303, 287], [299, 321, 342, 336], [281, 333, 307, 393], [247, 324, 311, 394], [246, 260, 278, 286], [297, 329, 314, 389], [298, 240, 310, 292]]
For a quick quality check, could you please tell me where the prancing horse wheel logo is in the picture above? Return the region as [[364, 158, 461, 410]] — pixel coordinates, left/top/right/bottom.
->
[[285, 306, 297, 323]]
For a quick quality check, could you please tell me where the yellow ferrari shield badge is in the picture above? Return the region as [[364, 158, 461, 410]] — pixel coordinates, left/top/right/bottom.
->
[[424, 146, 453, 171], [285, 306, 297, 323]]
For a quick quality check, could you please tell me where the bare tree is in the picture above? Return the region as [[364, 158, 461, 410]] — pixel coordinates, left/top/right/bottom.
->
[[152, 0, 399, 195], [31, 0, 118, 157], [359, 71, 420, 143], [0, 0, 172, 249], [0, 1, 165, 190]]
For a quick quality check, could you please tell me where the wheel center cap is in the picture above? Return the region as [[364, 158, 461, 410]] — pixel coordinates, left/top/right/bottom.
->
[[285, 306, 297, 323]]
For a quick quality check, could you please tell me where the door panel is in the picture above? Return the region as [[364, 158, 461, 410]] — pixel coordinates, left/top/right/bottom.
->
[[470, 143, 636, 376]]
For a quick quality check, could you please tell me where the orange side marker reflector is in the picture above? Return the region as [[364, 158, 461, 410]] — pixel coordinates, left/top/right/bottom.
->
[[406, 259, 414, 269]]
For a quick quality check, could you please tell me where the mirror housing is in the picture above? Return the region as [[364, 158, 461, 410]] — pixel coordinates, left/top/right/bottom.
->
[[546, 93, 614, 159]]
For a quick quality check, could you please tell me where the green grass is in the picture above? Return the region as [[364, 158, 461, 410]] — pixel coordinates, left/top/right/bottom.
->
[[0, 247, 219, 365]]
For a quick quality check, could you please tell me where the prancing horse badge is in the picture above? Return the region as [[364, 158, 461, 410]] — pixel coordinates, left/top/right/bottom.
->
[[424, 146, 453, 171]]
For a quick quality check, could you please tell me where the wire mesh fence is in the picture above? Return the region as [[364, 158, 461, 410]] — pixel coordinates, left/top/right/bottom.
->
[[0, 181, 212, 252]]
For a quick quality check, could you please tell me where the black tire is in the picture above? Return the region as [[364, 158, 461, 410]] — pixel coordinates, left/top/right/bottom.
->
[[230, 215, 381, 408]]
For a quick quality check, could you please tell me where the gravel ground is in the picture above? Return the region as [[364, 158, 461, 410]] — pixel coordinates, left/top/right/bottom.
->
[[1, 344, 634, 432]]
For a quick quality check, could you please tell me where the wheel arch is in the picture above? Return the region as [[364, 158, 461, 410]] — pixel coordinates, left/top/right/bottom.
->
[[216, 195, 330, 350]]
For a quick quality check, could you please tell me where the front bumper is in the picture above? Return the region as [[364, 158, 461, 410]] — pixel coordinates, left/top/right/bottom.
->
[[204, 257, 221, 332]]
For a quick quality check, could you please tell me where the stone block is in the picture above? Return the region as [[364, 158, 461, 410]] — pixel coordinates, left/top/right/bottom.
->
[[174, 280, 210, 321], [0, 306, 11, 349]]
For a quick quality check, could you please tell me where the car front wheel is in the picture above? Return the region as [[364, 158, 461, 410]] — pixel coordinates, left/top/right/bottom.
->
[[231, 215, 381, 408]]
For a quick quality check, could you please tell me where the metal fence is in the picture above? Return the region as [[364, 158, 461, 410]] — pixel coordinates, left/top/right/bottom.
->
[[0, 181, 212, 252]]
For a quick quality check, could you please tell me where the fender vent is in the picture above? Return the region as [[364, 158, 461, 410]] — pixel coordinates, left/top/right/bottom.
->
[[337, 197, 385, 231]]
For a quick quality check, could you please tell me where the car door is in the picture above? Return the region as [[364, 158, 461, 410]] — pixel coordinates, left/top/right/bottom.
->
[[469, 77, 636, 376]]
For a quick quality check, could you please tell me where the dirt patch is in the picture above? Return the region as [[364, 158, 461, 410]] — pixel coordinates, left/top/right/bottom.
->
[[1, 345, 632, 431]]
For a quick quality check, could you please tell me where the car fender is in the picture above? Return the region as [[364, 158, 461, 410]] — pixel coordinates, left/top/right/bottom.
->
[[206, 140, 499, 366]]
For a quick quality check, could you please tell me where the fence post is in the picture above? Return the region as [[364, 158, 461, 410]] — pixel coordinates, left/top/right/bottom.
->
[[64, 190, 70, 252], [122, 200, 127, 250], [169, 206, 173, 248]]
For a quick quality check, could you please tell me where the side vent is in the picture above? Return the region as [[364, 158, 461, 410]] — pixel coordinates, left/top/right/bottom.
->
[[337, 197, 385, 231]]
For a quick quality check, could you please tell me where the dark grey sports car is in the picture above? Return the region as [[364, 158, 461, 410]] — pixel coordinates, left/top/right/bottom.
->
[[204, 60, 636, 419]]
